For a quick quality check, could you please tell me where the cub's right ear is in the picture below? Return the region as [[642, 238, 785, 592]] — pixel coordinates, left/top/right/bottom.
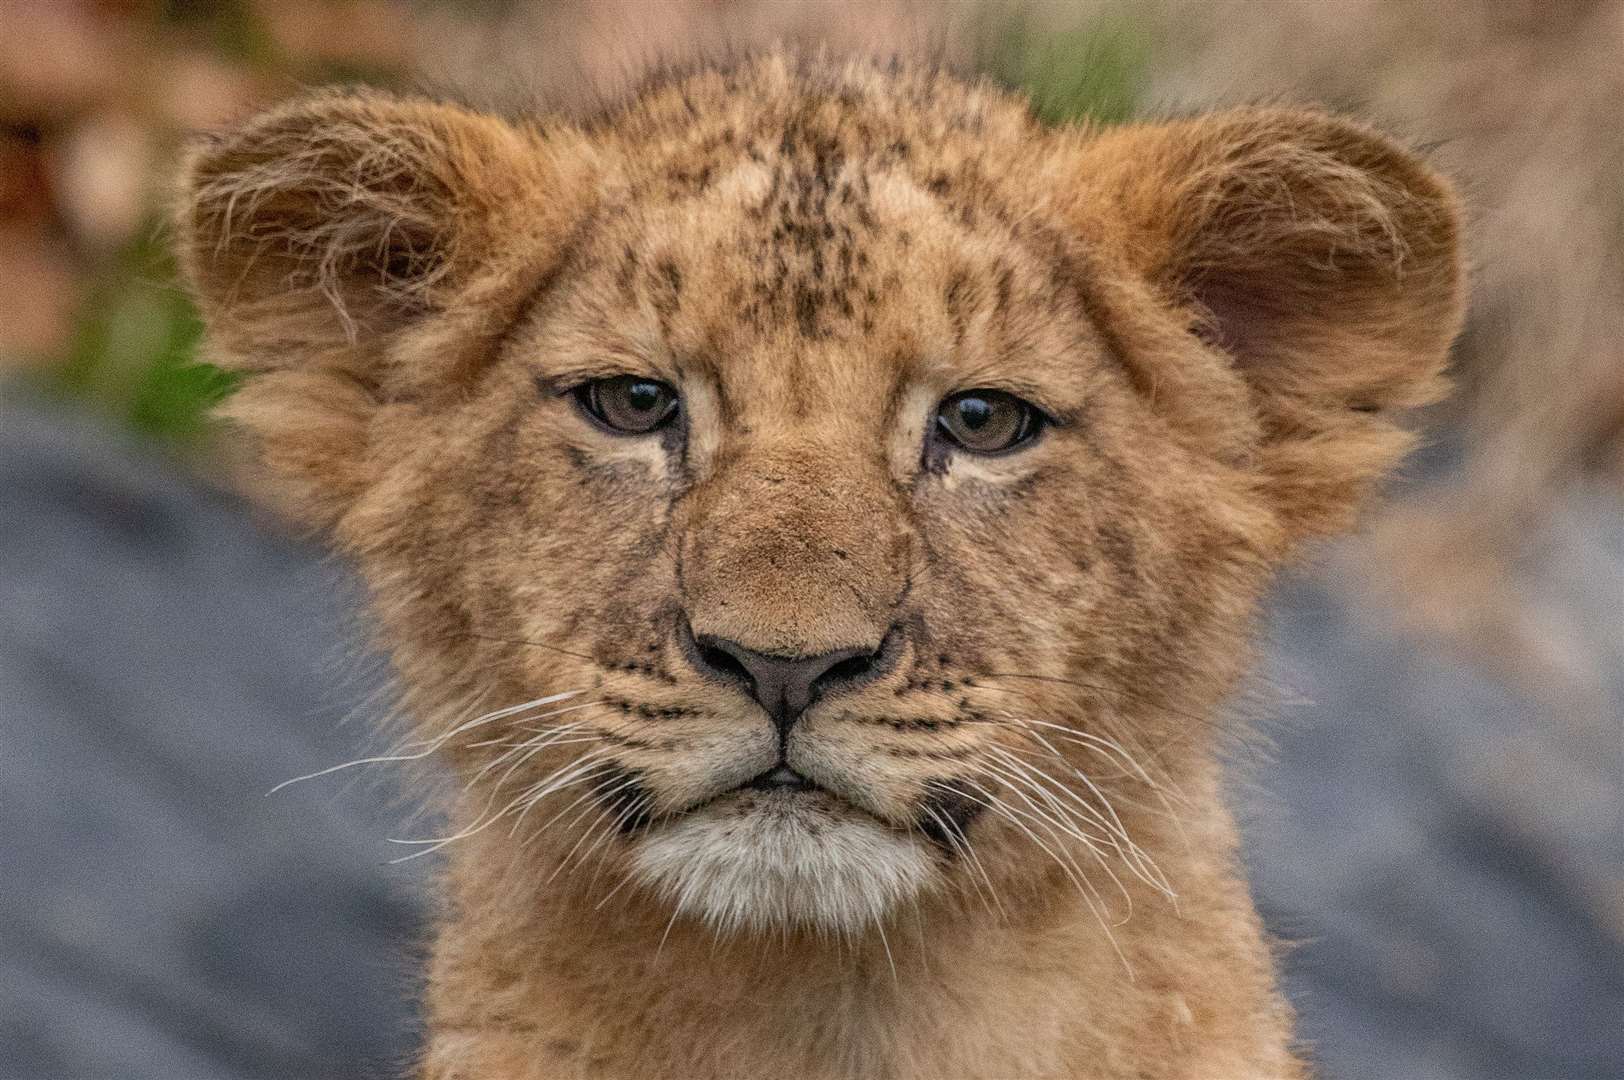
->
[[176, 90, 592, 525], [178, 89, 592, 378]]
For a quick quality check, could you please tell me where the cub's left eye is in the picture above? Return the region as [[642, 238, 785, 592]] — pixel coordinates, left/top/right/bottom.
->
[[935, 390, 1044, 454], [575, 376, 680, 435]]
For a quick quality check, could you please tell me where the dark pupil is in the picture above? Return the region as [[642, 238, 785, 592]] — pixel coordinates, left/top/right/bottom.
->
[[625, 382, 663, 413], [957, 397, 994, 430]]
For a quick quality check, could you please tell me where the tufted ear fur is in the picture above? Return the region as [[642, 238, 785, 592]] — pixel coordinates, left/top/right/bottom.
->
[[1055, 108, 1465, 541], [176, 90, 593, 525]]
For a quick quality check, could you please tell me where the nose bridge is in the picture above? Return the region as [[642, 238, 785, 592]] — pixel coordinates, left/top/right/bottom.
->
[[681, 438, 910, 657]]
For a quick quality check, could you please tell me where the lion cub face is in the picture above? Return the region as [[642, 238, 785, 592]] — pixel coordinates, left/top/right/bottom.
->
[[477, 155, 1163, 932], [179, 56, 1460, 935]]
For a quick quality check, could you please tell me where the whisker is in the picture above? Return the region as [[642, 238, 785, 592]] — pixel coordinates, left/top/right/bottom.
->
[[988, 738, 1173, 900], [997, 729, 1193, 864], [994, 714, 1188, 804], [266, 690, 586, 795], [997, 740, 1190, 855], [542, 788, 631, 878], [931, 777, 1098, 912], [918, 798, 1004, 920], [974, 671, 1217, 730], [503, 751, 618, 824], [533, 771, 644, 868], [387, 748, 615, 862], [950, 777, 1131, 974], [466, 709, 609, 793], [591, 852, 647, 912], [973, 669, 1273, 769], [983, 741, 1164, 866], [440, 631, 599, 665], [999, 720, 1140, 849], [906, 677, 1185, 797], [516, 766, 628, 846], [464, 732, 603, 751], [876, 915, 899, 986], [422, 691, 589, 745], [972, 755, 1140, 915], [652, 898, 685, 963], [583, 791, 656, 886], [976, 755, 1120, 858]]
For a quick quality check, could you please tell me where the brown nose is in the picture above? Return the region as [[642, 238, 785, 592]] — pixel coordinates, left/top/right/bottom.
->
[[686, 629, 889, 733]]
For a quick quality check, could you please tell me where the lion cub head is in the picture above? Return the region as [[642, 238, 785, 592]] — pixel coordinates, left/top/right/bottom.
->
[[179, 54, 1460, 937]]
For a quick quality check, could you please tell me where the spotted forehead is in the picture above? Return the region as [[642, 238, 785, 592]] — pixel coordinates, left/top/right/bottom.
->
[[617, 151, 941, 329], [567, 143, 1104, 419]]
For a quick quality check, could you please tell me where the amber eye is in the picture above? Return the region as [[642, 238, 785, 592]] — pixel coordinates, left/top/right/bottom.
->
[[575, 376, 680, 435], [935, 390, 1043, 454]]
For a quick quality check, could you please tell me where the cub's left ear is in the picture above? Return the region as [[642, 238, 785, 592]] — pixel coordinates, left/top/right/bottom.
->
[[1056, 108, 1465, 541]]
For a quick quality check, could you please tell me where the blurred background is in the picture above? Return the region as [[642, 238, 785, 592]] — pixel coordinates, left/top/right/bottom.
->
[[1, 2, 1619, 1078]]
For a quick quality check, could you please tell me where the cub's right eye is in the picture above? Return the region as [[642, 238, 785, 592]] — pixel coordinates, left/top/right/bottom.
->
[[574, 376, 680, 435]]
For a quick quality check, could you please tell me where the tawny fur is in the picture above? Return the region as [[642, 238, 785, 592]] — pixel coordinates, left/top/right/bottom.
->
[[176, 51, 1463, 1080]]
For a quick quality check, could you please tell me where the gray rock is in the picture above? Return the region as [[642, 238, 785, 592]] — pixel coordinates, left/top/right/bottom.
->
[[0, 388, 431, 1080], [1244, 537, 1624, 1080]]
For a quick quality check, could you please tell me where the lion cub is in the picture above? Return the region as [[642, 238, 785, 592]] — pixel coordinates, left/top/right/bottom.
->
[[178, 51, 1461, 1080]]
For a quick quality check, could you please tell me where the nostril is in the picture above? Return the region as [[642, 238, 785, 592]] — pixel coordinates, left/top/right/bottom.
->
[[699, 643, 753, 685], [815, 652, 877, 690]]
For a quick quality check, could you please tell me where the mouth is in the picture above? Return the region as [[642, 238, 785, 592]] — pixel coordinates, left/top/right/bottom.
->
[[742, 763, 817, 793], [608, 761, 836, 838], [700, 763, 851, 817], [610, 760, 981, 858]]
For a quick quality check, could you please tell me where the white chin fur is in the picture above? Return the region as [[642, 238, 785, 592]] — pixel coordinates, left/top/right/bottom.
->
[[627, 796, 934, 936]]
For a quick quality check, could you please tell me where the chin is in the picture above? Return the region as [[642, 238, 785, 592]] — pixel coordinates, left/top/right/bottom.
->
[[626, 789, 937, 937]]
